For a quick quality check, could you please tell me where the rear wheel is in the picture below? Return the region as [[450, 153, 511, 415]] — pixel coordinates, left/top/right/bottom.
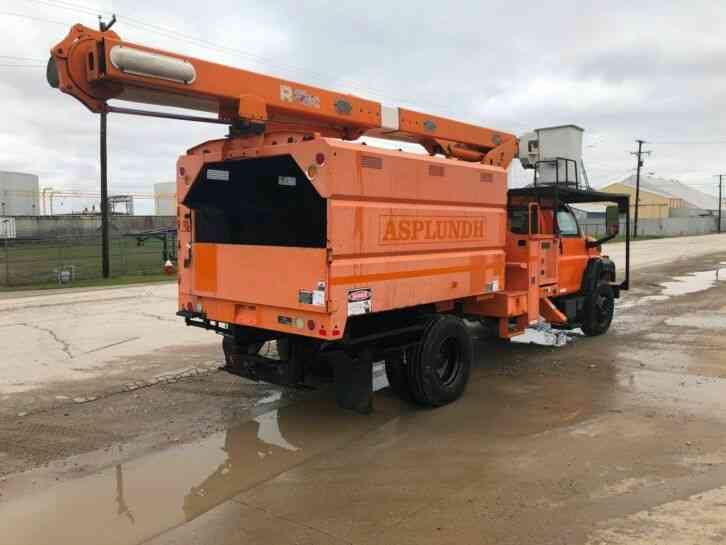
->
[[581, 283, 615, 336], [406, 315, 472, 407]]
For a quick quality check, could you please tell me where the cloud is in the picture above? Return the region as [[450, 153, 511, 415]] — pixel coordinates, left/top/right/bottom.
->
[[0, 0, 724, 213]]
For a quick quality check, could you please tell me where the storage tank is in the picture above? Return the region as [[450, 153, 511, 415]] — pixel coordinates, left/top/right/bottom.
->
[[154, 182, 176, 215], [0, 171, 40, 216]]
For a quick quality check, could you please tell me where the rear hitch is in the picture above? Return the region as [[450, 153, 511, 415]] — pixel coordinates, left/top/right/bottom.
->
[[222, 350, 304, 387]]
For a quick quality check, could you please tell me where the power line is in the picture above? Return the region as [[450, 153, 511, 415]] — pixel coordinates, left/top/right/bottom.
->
[[0, 9, 77, 26], [0, 55, 46, 62], [24, 0, 99, 17], [647, 141, 726, 145], [19, 1, 395, 94], [0, 189, 170, 198], [16, 0, 463, 117]]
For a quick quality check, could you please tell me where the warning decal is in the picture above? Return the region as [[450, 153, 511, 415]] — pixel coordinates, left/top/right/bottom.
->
[[347, 288, 372, 316]]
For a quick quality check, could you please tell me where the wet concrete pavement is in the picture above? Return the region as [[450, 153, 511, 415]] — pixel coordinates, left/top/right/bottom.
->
[[2, 233, 725, 416], [2, 243, 726, 543]]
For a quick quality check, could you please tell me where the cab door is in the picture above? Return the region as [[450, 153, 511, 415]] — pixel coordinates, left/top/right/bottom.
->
[[538, 237, 558, 285], [556, 206, 590, 293]]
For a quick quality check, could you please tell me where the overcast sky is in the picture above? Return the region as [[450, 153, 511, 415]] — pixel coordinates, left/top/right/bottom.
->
[[1, 0, 725, 213]]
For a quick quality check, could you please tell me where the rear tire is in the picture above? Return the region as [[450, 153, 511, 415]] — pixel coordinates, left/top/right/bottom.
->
[[581, 283, 615, 336], [406, 315, 472, 407]]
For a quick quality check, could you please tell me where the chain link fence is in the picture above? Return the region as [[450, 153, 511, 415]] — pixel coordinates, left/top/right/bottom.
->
[[0, 234, 176, 287]]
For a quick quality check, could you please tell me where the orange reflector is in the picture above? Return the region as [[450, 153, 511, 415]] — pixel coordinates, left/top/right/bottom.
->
[[306, 164, 318, 179]]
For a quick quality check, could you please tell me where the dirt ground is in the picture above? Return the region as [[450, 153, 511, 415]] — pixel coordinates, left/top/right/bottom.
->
[[1, 239, 726, 544]]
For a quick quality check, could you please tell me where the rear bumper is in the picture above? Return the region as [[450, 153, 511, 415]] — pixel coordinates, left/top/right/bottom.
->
[[177, 310, 230, 335], [176, 299, 342, 340]]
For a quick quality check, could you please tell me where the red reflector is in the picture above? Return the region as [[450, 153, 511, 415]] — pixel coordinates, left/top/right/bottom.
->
[[332, 327, 341, 336], [186, 302, 193, 311], [315, 153, 326, 165], [318, 328, 327, 336], [307, 320, 315, 331]]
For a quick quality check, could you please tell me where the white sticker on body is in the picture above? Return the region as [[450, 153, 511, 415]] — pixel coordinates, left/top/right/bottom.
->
[[312, 290, 325, 306], [207, 169, 229, 181], [348, 300, 372, 316]]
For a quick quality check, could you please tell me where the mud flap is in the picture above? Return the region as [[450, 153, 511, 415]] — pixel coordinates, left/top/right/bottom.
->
[[332, 350, 373, 414]]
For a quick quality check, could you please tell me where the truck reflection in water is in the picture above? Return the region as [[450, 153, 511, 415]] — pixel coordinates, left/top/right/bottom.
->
[[182, 376, 392, 521], [115, 465, 135, 524], [183, 393, 304, 520]]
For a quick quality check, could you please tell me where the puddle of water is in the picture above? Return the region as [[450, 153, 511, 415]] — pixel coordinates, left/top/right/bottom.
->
[[0, 394, 400, 545], [659, 265, 726, 297], [615, 368, 726, 415], [617, 264, 726, 310]]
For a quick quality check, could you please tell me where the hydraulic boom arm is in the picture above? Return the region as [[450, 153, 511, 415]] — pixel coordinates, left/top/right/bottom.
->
[[48, 24, 517, 167]]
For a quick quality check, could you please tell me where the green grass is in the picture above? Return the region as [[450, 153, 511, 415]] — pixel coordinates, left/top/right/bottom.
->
[[0, 273, 174, 292], [0, 236, 176, 288]]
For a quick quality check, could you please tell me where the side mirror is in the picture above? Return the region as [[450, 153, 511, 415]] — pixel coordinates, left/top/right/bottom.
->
[[606, 205, 620, 236]]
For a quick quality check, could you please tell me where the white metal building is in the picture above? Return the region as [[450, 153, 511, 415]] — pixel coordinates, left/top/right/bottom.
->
[[0, 171, 40, 216], [154, 182, 176, 216]]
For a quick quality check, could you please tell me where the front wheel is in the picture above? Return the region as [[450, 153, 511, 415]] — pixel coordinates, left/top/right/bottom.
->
[[406, 315, 472, 407], [581, 283, 615, 336]]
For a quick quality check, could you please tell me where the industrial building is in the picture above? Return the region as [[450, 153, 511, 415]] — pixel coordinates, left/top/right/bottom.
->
[[599, 175, 721, 219], [0, 171, 40, 216], [154, 182, 176, 216]]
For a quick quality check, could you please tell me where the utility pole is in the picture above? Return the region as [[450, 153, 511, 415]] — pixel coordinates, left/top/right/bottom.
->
[[716, 174, 725, 234], [98, 14, 116, 278], [630, 140, 651, 239]]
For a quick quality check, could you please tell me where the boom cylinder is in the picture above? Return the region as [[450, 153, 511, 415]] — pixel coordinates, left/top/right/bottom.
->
[[47, 23, 518, 167]]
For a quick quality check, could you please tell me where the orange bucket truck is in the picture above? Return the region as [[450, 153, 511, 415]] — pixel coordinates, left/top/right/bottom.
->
[[47, 23, 630, 412]]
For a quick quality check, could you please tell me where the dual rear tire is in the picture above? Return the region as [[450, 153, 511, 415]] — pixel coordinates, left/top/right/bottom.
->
[[385, 315, 472, 407]]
